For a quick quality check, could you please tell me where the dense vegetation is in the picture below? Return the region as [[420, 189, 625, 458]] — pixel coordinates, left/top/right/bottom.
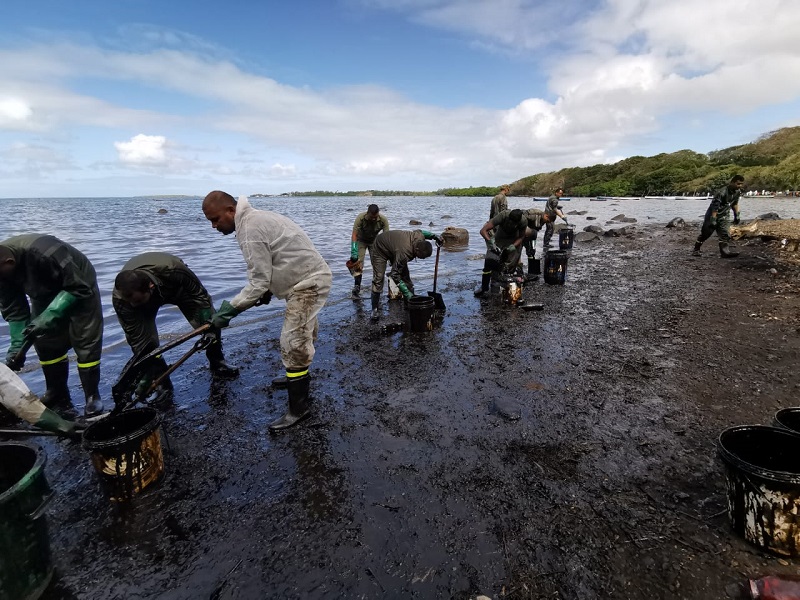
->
[[451, 127, 800, 197], [265, 127, 800, 198]]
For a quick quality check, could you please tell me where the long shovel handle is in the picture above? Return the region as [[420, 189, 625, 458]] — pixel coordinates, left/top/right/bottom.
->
[[146, 337, 207, 394], [432, 244, 441, 294]]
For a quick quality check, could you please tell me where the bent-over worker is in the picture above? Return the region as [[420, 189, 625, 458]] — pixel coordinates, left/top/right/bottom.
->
[[0, 234, 104, 417], [693, 174, 745, 258], [474, 209, 528, 298]]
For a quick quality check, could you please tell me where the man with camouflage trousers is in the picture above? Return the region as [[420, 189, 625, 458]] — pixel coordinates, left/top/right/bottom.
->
[[474, 209, 529, 298], [521, 208, 556, 280], [543, 188, 569, 249], [693, 175, 745, 258]]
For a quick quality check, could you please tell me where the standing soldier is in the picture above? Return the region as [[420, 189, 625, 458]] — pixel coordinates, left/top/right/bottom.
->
[[112, 252, 240, 399], [490, 184, 510, 220], [202, 191, 332, 432], [0, 234, 104, 417], [369, 229, 442, 320], [350, 204, 389, 298], [693, 175, 745, 258], [543, 187, 569, 249], [521, 208, 556, 280], [474, 209, 529, 298]]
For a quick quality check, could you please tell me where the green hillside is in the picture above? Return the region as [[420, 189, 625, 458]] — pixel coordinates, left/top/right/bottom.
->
[[440, 126, 800, 197]]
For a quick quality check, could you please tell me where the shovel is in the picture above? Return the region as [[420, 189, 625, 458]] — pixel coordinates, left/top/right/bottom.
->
[[111, 323, 212, 413], [427, 244, 446, 311]]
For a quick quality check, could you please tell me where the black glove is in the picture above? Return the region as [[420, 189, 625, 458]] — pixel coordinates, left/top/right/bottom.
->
[[5, 353, 23, 372], [733, 214, 741, 225], [255, 291, 273, 306], [433, 234, 444, 247], [199, 331, 218, 349]]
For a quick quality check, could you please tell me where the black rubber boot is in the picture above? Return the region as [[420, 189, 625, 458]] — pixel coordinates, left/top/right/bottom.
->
[[719, 242, 739, 258], [206, 340, 240, 379], [78, 365, 104, 417], [526, 256, 540, 281], [692, 241, 703, 256], [474, 273, 492, 298], [268, 372, 311, 432], [352, 274, 362, 298], [271, 375, 288, 388], [41, 359, 71, 407], [371, 291, 381, 320]]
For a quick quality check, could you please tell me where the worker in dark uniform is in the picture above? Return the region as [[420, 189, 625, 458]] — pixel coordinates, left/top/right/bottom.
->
[[0, 234, 104, 417], [490, 185, 510, 220], [543, 188, 568, 249], [693, 175, 745, 258], [521, 208, 556, 280], [350, 204, 390, 297], [369, 229, 442, 320], [112, 252, 239, 397], [474, 209, 528, 298]]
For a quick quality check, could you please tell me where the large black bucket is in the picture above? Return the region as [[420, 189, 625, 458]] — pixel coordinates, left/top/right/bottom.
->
[[543, 251, 569, 285], [407, 295, 435, 332], [559, 226, 575, 250], [0, 443, 54, 600], [718, 425, 800, 556], [83, 408, 164, 502]]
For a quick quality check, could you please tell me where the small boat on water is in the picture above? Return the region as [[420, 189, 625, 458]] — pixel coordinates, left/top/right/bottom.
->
[[592, 196, 639, 201], [644, 195, 712, 201], [532, 197, 571, 201]]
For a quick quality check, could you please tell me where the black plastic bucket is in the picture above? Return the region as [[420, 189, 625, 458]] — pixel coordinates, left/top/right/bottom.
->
[[83, 408, 164, 502], [407, 295, 435, 332], [559, 227, 575, 250], [0, 443, 53, 600], [544, 251, 569, 285], [718, 425, 800, 556], [774, 408, 800, 434]]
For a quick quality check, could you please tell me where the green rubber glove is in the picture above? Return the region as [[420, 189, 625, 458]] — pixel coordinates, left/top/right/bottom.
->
[[396, 281, 413, 300], [485, 238, 500, 255], [350, 241, 359, 261], [6, 320, 30, 370], [210, 300, 241, 329], [505, 244, 516, 255], [709, 215, 717, 227], [26, 291, 78, 337]]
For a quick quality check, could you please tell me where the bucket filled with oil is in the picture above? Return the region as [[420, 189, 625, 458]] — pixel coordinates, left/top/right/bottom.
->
[[82, 408, 164, 502]]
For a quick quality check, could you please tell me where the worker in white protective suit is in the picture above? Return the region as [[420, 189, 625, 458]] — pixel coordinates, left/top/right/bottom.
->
[[202, 191, 332, 433], [0, 363, 82, 436]]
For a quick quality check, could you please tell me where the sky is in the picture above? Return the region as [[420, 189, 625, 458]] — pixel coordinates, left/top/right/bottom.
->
[[1, 0, 799, 198]]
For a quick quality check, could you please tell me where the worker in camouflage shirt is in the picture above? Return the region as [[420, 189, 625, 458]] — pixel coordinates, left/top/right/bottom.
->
[[693, 174, 745, 258]]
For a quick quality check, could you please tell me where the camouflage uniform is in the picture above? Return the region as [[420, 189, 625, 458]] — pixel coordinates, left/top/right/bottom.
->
[[543, 194, 561, 248], [697, 184, 741, 245], [484, 210, 528, 276], [351, 211, 389, 286], [370, 230, 427, 295], [522, 208, 548, 260], [489, 192, 508, 220]]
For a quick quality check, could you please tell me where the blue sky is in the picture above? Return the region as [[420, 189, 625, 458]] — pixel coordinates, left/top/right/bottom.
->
[[1, 0, 799, 197]]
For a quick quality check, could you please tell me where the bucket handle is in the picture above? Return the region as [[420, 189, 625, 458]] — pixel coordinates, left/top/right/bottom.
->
[[28, 490, 55, 520]]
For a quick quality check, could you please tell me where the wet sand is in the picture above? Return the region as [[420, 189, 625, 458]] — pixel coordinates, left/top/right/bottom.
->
[[23, 221, 800, 599]]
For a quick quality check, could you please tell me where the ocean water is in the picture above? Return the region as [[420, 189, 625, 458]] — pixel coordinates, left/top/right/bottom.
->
[[1, 194, 797, 382]]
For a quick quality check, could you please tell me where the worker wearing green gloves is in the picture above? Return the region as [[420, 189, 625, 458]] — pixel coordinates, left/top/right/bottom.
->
[[350, 204, 389, 298], [112, 252, 240, 402], [0, 234, 104, 417], [521, 208, 556, 280], [202, 191, 331, 432], [474, 209, 529, 298], [369, 229, 442, 320], [693, 174, 745, 258]]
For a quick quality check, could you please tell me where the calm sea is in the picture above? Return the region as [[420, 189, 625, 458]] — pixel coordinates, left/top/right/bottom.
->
[[1, 194, 797, 387]]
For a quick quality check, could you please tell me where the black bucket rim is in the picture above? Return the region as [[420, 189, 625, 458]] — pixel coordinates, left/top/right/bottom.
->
[[82, 407, 162, 451], [0, 442, 45, 504], [718, 424, 800, 484], [775, 407, 800, 432], [408, 295, 435, 307]]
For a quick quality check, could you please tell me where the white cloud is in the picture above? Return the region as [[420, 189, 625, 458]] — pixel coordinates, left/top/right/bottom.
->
[[115, 134, 168, 165], [0, 98, 32, 125]]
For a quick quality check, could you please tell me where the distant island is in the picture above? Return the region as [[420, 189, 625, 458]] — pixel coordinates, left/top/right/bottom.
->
[[252, 127, 800, 198]]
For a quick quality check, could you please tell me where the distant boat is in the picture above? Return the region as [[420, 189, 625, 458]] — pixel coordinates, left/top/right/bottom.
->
[[645, 195, 712, 201], [593, 196, 639, 201], [532, 197, 571, 201]]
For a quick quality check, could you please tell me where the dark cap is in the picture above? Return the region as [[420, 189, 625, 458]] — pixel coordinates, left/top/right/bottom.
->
[[414, 240, 433, 259], [367, 204, 380, 215]]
